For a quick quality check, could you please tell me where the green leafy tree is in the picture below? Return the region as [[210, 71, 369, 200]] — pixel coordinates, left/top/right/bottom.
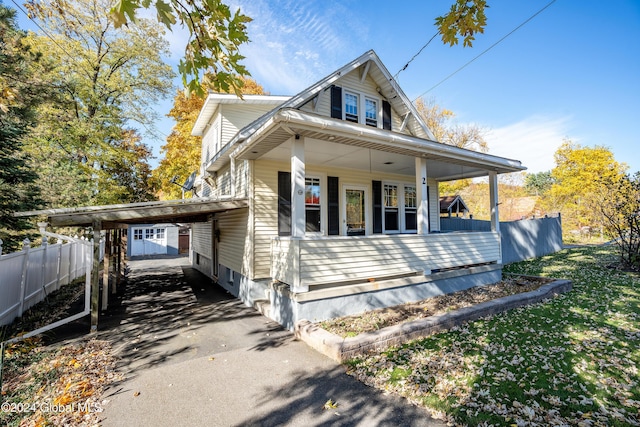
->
[[105, 0, 252, 96], [436, 0, 488, 47], [524, 171, 554, 196], [0, 5, 43, 251], [23, 0, 175, 207]]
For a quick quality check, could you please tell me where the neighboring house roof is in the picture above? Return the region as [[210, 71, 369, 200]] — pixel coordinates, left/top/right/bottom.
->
[[196, 49, 525, 180], [439, 195, 469, 215]]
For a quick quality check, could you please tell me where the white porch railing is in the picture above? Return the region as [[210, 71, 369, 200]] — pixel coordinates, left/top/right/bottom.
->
[[0, 236, 102, 327], [271, 231, 501, 292]]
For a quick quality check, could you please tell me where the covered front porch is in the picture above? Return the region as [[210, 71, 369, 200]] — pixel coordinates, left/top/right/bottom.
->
[[236, 109, 522, 292]]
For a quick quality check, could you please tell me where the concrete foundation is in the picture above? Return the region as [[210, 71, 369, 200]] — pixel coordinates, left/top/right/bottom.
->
[[269, 264, 502, 330]]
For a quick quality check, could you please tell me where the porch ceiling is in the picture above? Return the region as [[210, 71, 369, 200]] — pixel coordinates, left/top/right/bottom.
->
[[234, 110, 525, 181]]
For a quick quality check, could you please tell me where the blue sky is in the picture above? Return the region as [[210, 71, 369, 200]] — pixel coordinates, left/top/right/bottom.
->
[[16, 0, 640, 174]]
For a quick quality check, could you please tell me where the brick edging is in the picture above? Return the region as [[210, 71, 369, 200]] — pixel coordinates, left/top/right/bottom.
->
[[295, 278, 572, 363]]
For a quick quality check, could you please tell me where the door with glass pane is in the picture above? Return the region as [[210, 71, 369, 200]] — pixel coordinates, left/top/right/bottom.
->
[[343, 186, 367, 236]]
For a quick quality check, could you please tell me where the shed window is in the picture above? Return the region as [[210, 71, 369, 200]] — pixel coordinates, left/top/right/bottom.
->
[[134, 229, 142, 240], [145, 229, 153, 239], [156, 228, 165, 239]]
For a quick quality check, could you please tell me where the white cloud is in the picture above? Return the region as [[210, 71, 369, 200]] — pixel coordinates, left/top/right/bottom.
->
[[486, 116, 572, 173]]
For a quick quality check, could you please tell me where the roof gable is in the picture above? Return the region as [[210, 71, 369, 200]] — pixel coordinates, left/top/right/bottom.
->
[[279, 50, 435, 140]]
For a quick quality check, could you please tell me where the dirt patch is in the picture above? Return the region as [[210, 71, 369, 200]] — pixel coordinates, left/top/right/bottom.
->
[[320, 275, 553, 337]]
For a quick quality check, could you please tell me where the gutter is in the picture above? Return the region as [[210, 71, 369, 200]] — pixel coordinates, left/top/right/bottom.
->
[[232, 108, 525, 173]]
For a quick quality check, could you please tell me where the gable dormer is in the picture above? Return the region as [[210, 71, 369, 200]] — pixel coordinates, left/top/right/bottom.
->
[[293, 50, 434, 140]]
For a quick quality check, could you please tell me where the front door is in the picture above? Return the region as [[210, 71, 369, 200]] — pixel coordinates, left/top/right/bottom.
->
[[343, 185, 368, 236]]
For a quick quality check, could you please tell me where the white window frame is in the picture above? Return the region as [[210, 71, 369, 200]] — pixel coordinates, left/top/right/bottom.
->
[[382, 182, 418, 234], [155, 228, 166, 239], [133, 229, 143, 240], [342, 89, 382, 128], [304, 176, 323, 234]]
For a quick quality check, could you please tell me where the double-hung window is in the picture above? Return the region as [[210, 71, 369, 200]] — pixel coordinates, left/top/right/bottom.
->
[[305, 177, 321, 232], [383, 183, 418, 233], [384, 184, 399, 232], [344, 92, 359, 123], [404, 185, 417, 231], [365, 97, 378, 127]]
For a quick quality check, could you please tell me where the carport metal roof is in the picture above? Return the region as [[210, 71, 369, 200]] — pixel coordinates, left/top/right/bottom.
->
[[16, 198, 248, 229]]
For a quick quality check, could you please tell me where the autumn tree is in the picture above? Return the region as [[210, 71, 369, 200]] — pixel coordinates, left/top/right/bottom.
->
[[592, 172, 640, 270], [414, 97, 489, 199], [549, 140, 627, 238], [153, 77, 264, 200], [23, 0, 175, 207], [0, 5, 43, 251]]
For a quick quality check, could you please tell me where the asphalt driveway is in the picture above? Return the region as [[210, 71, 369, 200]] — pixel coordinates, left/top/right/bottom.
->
[[97, 256, 445, 427]]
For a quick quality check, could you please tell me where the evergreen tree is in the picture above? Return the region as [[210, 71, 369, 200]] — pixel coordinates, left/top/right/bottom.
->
[[0, 5, 42, 251]]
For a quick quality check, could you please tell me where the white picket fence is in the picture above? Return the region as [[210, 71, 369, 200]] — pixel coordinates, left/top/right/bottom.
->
[[0, 236, 104, 327]]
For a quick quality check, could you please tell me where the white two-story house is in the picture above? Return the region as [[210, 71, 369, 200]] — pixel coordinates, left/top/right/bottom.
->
[[190, 50, 525, 329]]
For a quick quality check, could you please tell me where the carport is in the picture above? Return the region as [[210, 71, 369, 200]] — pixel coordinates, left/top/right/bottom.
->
[[16, 198, 247, 332]]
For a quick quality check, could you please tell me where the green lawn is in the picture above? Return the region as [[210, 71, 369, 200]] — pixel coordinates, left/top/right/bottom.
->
[[346, 246, 640, 426]]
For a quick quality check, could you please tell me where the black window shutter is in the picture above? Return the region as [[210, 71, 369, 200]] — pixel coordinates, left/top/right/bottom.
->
[[382, 100, 392, 130], [328, 176, 339, 235], [330, 85, 342, 119], [372, 180, 382, 233], [278, 171, 291, 236]]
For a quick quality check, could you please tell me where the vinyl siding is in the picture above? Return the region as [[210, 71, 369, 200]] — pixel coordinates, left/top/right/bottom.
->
[[217, 208, 250, 275], [192, 221, 212, 257], [299, 70, 409, 136], [272, 232, 500, 286], [220, 104, 277, 147], [252, 159, 441, 279]]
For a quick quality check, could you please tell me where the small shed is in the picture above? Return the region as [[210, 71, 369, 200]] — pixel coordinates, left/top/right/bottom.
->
[[440, 195, 469, 218], [127, 223, 180, 257]]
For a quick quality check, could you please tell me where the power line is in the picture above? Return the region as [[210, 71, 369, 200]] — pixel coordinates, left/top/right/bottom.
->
[[394, 31, 440, 80], [412, 0, 557, 101]]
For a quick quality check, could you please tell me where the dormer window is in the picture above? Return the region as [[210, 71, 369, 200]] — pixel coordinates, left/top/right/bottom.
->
[[331, 85, 391, 130], [365, 97, 378, 127], [344, 92, 359, 123]]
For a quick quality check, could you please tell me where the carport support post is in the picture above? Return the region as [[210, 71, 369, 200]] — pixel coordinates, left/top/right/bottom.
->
[[101, 230, 110, 311], [113, 229, 120, 294], [91, 220, 101, 332]]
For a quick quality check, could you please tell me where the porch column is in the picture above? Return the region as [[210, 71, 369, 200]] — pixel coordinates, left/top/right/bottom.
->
[[415, 157, 430, 235], [489, 171, 500, 233], [291, 134, 306, 238]]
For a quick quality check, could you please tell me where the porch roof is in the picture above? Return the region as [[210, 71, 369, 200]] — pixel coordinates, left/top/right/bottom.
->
[[15, 198, 248, 229], [228, 109, 525, 180]]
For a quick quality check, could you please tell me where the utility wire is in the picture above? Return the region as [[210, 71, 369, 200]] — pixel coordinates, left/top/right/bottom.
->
[[412, 0, 557, 101], [393, 31, 440, 80]]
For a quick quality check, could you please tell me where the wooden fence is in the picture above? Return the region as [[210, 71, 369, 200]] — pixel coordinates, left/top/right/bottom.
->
[[0, 236, 101, 327], [440, 214, 563, 264]]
